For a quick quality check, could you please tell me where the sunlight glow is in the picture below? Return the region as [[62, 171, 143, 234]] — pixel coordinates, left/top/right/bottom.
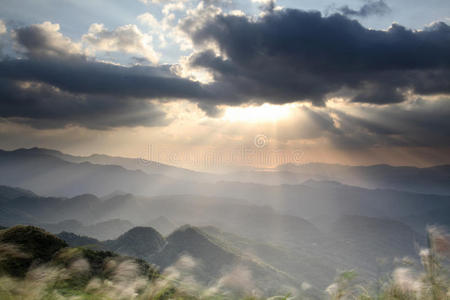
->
[[222, 103, 296, 123]]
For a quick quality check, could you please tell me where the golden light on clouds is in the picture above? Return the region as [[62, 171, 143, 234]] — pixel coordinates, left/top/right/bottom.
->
[[222, 103, 297, 123]]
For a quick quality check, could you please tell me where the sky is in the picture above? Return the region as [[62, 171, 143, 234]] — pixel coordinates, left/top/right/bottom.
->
[[0, 0, 449, 170]]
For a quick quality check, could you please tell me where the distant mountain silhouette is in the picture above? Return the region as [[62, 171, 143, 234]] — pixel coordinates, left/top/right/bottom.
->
[[3, 147, 450, 197], [1, 182, 449, 246], [276, 163, 450, 195], [42, 219, 134, 240], [328, 215, 422, 259], [401, 204, 450, 234], [146, 216, 178, 236], [14, 147, 209, 181], [0, 185, 36, 201], [0, 148, 180, 197]]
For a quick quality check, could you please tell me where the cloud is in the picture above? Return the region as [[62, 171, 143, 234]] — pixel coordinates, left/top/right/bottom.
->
[[2, 10, 450, 137], [336, 0, 391, 18], [0, 19, 8, 57], [137, 13, 173, 48], [0, 22, 208, 129], [186, 9, 450, 109], [0, 57, 207, 100], [0, 20, 6, 35], [82, 24, 160, 64], [9, 23, 202, 100], [303, 96, 450, 149], [138, 13, 160, 29], [229, 96, 450, 151], [360, 97, 450, 147], [13, 21, 83, 58], [162, 2, 185, 15], [139, 0, 187, 4], [252, 0, 277, 12], [0, 78, 170, 129]]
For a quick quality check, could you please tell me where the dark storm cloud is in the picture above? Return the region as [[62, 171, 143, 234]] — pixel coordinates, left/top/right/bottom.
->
[[365, 97, 450, 147], [0, 56, 211, 128], [9, 22, 207, 100], [188, 10, 450, 106], [0, 78, 169, 129], [0, 22, 210, 129], [0, 58, 207, 100], [268, 96, 450, 151], [2, 11, 450, 129], [337, 0, 391, 18], [304, 97, 450, 149], [0, 57, 208, 129]]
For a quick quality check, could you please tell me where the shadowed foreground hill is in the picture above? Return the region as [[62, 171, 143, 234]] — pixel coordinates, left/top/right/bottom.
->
[[0, 226, 159, 278], [0, 226, 199, 300], [56, 231, 100, 247], [98, 225, 299, 296], [151, 225, 237, 279], [0, 225, 306, 298], [0, 225, 67, 277], [1, 224, 449, 299], [103, 226, 166, 260]]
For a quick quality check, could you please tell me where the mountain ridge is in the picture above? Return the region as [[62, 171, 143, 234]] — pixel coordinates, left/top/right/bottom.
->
[[4, 147, 450, 195]]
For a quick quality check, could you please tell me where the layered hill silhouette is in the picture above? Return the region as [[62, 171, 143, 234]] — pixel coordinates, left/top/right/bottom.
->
[[1, 145, 449, 298], [0, 183, 446, 252], [2, 148, 450, 228], [51, 218, 425, 292], [276, 163, 450, 195], [0, 148, 183, 197], [2, 147, 450, 198], [1, 181, 449, 238], [0, 226, 209, 299], [0, 187, 326, 247], [20, 147, 207, 181], [0, 203, 434, 296], [53, 224, 298, 295]]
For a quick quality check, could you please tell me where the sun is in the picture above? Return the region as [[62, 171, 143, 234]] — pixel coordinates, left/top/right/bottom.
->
[[222, 103, 295, 123]]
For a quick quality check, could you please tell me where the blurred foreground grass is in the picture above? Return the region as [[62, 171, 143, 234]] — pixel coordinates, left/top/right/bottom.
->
[[0, 226, 448, 300]]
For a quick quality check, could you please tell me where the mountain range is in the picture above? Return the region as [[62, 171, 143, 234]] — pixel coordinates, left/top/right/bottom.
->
[[1, 148, 450, 225], [1, 147, 450, 297], [2, 147, 450, 196]]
